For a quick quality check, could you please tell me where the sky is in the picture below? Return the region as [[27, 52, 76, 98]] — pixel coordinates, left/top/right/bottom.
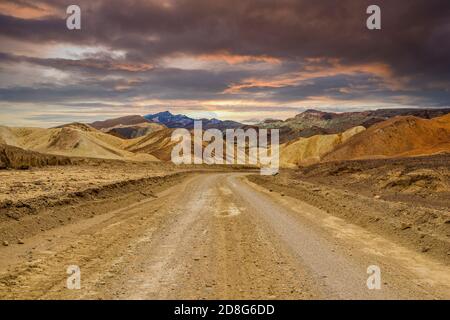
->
[[0, 0, 449, 127]]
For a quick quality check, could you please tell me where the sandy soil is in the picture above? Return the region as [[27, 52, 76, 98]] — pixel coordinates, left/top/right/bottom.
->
[[249, 155, 450, 264], [0, 172, 449, 299], [0, 161, 179, 203]]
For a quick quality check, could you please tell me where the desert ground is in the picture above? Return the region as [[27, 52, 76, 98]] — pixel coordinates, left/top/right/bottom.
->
[[1, 110, 449, 300], [0, 156, 449, 299]]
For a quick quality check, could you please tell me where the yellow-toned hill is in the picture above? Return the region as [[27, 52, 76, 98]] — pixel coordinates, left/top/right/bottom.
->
[[322, 114, 450, 162], [0, 123, 158, 161], [125, 128, 178, 161], [125, 128, 205, 162], [280, 126, 366, 167]]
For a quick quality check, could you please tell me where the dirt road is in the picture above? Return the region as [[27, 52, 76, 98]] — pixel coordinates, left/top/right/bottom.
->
[[1, 173, 449, 299]]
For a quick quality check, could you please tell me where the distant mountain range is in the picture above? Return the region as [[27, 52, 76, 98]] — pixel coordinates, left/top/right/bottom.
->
[[144, 111, 243, 130], [87, 111, 244, 139], [87, 108, 450, 143], [1, 108, 449, 168]]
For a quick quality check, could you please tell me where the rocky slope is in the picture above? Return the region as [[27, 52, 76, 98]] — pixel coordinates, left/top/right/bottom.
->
[[279, 126, 366, 167], [259, 108, 450, 142], [322, 114, 450, 162], [0, 144, 73, 169]]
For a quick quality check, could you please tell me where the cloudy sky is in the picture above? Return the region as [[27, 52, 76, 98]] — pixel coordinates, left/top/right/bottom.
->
[[0, 0, 449, 126]]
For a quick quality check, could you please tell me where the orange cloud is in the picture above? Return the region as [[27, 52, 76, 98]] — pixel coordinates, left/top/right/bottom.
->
[[224, 58, 403, 94], [112, 62, 154, 72], [114, 79, 143, 91], [0, 1, 60, 19], [199, 51, 281, 65]]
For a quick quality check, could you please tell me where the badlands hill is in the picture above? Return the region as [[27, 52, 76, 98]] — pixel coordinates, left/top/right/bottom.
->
[[280, 126, 366, 167], [90, 115, 166, 139], [259, 108, 450, 142], [0, 123, 158, 161], [322, 114, 450, 162], [125, 128, 206, 162], [125, 128, 178, 161]]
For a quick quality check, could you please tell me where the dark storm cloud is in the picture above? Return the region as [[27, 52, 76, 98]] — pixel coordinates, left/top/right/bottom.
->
[[2, 0, 449, 80], [236, 73, 450, 107], [0, 0, 449, 121]]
